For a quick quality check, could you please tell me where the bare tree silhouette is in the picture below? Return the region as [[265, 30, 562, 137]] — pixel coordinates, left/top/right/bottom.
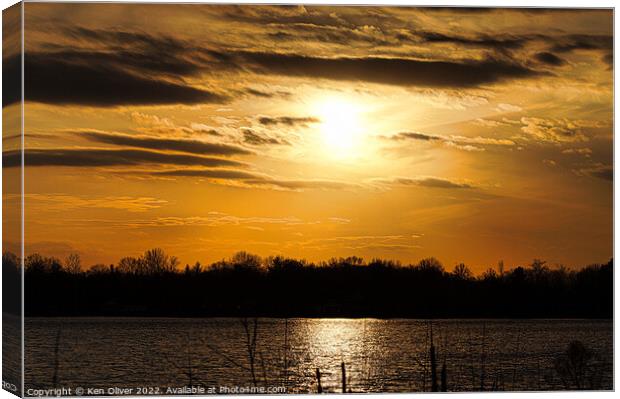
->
[[64, 253, 81, 275]]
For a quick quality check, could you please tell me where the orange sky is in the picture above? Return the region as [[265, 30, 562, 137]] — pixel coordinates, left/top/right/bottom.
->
[[2, 4, 613, 273]]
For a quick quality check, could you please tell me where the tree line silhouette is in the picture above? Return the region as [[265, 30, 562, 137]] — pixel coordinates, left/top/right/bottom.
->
[[2, 249, 612, 318]]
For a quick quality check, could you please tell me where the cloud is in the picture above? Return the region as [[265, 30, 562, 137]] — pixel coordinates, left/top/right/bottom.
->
[[389, 132, 442, 141], [413, 89, 489, 110], [14, 24, 609, 109], [144, 168, 359, 192], [448, 135, 515, 146], [562, 147, 592, 157], [127, 113, 226, 137], [3, 148, 245, 168], [240, 52, 544, 88], [189, 124, 223, 136], [130, 112, 176, 128], [415, 31, 531, 51], [7, 193, 168, 213], [244, 88, 292, 99], [150, 168, 260, 180], [474, 118, 521, 128], [372, 176, 474, 189], [574, 164, 613, 181], [534, 52, 567, 66], [216, 4, 350, 28], [91, 211, 351, 230], [77, 130, 252, 156], [64, 27, 190, 53], [443, 142, 485, 152], [2, 56, 21, 107], [60, 27, 234, 76], [474, 118, 507, 128], [242, 129, 290, 146], [387, 131, 515, 148], [327, 217, 351, 224], [542, 159, 557, 167], [243, 178, 360, 191], [412, 177, 474, 189], [257, 116, 320, 126], [3, 52, 228, 107], [588, 167, 613, 181], [495, 103, 522, 113], [297, 234, 422, 252], [520, 117, 589, 143], [124, 213, 308, 228], [550, 34, 613, 53], [266, 24, 393, 47]]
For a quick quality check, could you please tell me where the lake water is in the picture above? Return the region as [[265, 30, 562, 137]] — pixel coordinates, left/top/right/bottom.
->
[[23, 318, 613, 393]]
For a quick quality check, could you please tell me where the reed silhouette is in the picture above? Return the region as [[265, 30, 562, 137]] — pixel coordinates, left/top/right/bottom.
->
[[2, 250, 612, 318], [554, 340, 603, 390]]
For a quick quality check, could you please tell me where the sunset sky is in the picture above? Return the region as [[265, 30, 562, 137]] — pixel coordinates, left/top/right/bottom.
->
[[2, 4, 613, 272]]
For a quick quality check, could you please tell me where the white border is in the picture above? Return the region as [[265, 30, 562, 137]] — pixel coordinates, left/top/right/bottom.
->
[[0, 1, 616, 399]]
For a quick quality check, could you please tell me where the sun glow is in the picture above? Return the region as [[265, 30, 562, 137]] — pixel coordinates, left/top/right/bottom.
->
[[316, 98, 364, 157]]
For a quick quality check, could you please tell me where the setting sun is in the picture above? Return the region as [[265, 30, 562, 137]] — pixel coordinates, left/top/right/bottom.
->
[[317, 98, 364, 156]]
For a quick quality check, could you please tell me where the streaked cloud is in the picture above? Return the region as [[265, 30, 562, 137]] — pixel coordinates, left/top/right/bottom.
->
[[534, 52, 567, 66], [387, 131, 515, 149], [142, 168, 360, 192], [240, 51, 545, 88], [77, 130, 252, 156], [257, 116, 320, 126], [6, 193, 167, 212], [4, 52, 228, 107], [574, 164, 613, 181], [3, 148, 245, 168], [242, 129, 290, 146], [244, 177, 361, 191], [371, 176, 474, 189], [562, 147, 592, 157], [149, 168, 259, 180]]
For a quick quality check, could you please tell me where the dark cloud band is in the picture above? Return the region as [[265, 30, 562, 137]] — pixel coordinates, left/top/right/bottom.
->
[[151, 169, 259, 179], [240, 52, 543, 88], [3, 53, 227, 107], [242, 130, 289, 146], [3, 148, 244, 168], [374, 176, 473, 189], [144, 169, 357, 191], [258, 116, 320, 126], [535, 52, 566, 66], [78, 131, 252, 156], [389, 132, 442, 141]]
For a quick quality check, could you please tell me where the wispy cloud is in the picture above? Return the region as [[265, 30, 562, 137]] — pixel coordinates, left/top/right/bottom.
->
[[138, 168, 361, 192], [76, 130, 252, 156], [562, 147, 592, 158], [257, 116, 320, 127], [4, 52, 228, 107], [293, 234, 423, 252], [371, 176, 474, 189], [6, 194, 167, 212], [386, 131, 515, 151], [242, 129, 290, 146], [67, 211, 350, 229], [3, 148, 245, 168], [240, 51, 545, 88], [573, 164, 613, 181]]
